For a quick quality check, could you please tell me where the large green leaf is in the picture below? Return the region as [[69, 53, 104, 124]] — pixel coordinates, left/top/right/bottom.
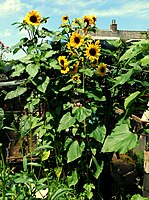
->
[[72, 106, 92, 122], [59, 84, 73, 92], [79, 68, 94, 77], [89, 125, 106, 143], [57, 112, 76, 132], [91, 158, 104, 179], [124, 91, 140, 110], [67, 170, 79, 187], [67, 141, 82, 163], [141, 55, 149, 66], [42, 150, 50, 161], [40, 43, 52, 50], [19, 55, 33, 63], [26, 63, 39, 77], [12, 64, 25, 77], [5, 86, 27, 100], [101, 124, 138, 154], [50, 188, 72, 200], [37, 76, 50, 93], [131, 194, 148, 200], [112, 69, 133, 88], [0, 108, 4, 129]]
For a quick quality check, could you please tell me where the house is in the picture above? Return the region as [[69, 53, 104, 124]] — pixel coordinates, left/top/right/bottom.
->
[[92, 19, 149, 42]]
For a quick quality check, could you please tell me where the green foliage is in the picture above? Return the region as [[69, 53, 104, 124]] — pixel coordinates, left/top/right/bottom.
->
[[0, 11, 148, 199]]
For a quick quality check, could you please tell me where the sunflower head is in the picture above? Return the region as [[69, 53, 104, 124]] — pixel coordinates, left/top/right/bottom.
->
[[91, 58, 98, 67], [58, 56, 69, 74], [72, 75, 80, 82], [72, 18, 82, 26], [97, 63, 107, 76], [84, 42, 101, 61], [71, 61, 79, 74], [24, 10, 41, 26], [61, 67, 70, 74], [90, 15, 97, 26], [62, 15, 69, 23], [58, 56, 68, 67], [70, 32, 84, 48]]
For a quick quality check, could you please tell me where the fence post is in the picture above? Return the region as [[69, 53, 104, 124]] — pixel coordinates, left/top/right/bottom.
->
[[143, 149, 149, 197]]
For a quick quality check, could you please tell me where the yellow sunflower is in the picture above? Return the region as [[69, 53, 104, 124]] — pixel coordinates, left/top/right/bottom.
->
[[62, 15, 69, 23], [90, 15, 97, 26], [58, 56, 69, 74], [84, 43, 101, 61], [69, 32, 84, 48], [97, 63, 107, 76], [72, 18, 82, 26], [72, 75, 80, 81], [83, 15, 93, 27], [91, 58, 99, 67], [24, 10, 41, 26], [71, 61, 79, 74], [61, 66, 70, 74]]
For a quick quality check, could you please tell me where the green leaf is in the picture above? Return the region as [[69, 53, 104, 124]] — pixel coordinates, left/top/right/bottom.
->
[[23, 156, 27, 171], [0, 108, 4, 129], [54, 167, 62, 179], [5, 86, 27, 100], [141, 55, 149, 66], [83, 183, 95, 200], [45, 50, 57, 58], [50, 59, 60, 69], [89, 125, 106, 143], [50, 188, 72, 200], [72, 106, 92, 122], [131, 194, 148, 200], [37, 76, 50, 93], [27, 162, 42, 167], [40, 43, 52, 50], [67, 170, 79, 187], [112, 69, 133, 88], [124, 91, 140, 110], [92, 158, 104, 179], [11, 64, 25, 77], [57, 112, 76, 132], [64, 138, 73, 150], [59, 84, 73, 92], [79, 68, 94, 77], [101, 124, 138, 154], [42, 150, 50, 161], [86, 91, 103, 101], [26, 63, 39, 77], [67, 141, 82, 163], [19, 55, 33, 63]]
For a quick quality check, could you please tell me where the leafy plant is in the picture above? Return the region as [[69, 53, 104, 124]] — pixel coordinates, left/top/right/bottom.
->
[[0, 10, 148, 199]]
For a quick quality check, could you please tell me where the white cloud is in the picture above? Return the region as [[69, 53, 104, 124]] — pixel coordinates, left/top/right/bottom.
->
[[0, 29, 11, 37], [86, 1, 149, 19], [50, 0, 107, 16], [0, 0, 30, 17]]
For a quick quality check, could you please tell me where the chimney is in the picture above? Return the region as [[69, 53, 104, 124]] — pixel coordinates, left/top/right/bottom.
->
[[110, 19, 117, 32]]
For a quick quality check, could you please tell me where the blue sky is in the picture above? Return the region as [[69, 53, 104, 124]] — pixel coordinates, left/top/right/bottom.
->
[[0, 0, 149, 59]]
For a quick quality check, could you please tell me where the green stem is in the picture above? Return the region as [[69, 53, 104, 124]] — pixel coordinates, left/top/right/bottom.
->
[[0, 147, 6, 200], [30, 130, 33, 172]]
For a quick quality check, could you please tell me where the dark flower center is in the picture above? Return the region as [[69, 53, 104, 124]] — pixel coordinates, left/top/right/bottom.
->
[[92, 17, 96, 22], [89, 48, 96, 56], [74, 37, 80, 44], [60, 60, 64, 66], [64, 17, 68, 20], [30, 15, 37, 23], [84, 19, 90, 27], [100, 67, 105, 73], [93, 59, 98, 64]]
